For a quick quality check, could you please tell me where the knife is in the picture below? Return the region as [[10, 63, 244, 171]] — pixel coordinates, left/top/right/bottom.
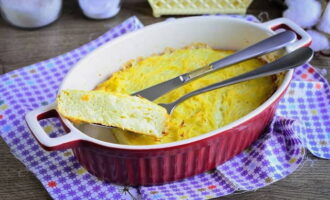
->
[[132, 30, 297, 101]]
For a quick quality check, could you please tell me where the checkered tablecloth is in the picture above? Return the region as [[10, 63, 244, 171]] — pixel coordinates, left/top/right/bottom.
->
[[0, 16, 329, 200]]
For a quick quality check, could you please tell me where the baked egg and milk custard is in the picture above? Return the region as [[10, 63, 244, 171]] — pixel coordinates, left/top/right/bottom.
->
[[95, 43, 277, 145]]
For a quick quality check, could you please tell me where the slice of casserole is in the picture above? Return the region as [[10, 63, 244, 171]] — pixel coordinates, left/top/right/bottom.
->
[[57, 90, 168, 138]]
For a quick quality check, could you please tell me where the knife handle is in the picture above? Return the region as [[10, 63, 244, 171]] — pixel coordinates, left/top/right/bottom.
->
[[181, 30, 296, 82]]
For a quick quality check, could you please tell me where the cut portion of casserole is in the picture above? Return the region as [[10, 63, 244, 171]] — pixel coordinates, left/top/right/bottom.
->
[[95, 43, 277, 145], [57, 90, 168, 138]]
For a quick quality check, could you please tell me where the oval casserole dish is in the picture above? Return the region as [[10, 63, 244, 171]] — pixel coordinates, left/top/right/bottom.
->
[[26, 16, 311, 185]]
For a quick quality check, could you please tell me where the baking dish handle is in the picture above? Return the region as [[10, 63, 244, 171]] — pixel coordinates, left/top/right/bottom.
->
[[262, 18, 312, 52], [25, 103, 83, 151]]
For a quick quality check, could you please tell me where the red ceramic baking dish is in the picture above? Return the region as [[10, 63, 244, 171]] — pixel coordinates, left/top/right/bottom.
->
[[25, 16, 311, 186]]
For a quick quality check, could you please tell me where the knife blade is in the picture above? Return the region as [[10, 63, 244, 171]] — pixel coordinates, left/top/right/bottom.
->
[[132, 76, 184, 101]]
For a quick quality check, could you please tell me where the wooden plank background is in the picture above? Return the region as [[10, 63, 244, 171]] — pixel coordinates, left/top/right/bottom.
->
[[0, 0, 329, 199]]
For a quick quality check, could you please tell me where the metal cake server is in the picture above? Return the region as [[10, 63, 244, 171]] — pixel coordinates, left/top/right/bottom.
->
[[133, 30, 297, 101], [159, 47, 313, 114]]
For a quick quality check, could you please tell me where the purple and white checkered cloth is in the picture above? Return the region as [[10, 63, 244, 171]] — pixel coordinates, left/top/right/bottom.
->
[[0, 16, 329, 200]]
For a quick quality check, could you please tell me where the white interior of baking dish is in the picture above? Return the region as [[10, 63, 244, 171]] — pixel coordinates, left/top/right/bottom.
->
[[58, 16, 294, 149]]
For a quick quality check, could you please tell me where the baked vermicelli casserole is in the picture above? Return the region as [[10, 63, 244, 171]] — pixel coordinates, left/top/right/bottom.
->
[[95, 43, 277, 145]]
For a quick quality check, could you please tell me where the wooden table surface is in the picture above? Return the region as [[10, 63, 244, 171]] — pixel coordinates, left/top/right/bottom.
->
[[1, 0, 329, 199]]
